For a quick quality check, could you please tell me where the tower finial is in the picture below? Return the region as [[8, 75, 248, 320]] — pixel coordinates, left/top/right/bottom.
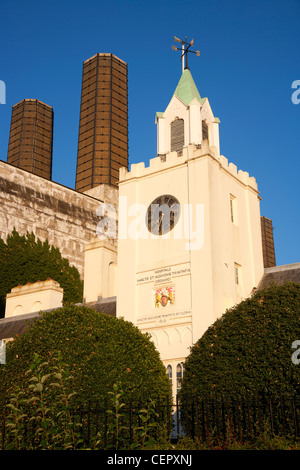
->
[[172, 36, 200, 73]]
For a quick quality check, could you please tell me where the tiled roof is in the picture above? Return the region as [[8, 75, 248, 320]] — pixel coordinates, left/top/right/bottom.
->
[[257, 263, 300, 290], [0, 311, 40, 340], [85, 298, 116, 317]]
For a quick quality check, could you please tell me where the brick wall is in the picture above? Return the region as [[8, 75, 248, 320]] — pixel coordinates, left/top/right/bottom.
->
[[261, 216, 276, 268], [75, 53, 128, 191], [7, 99, 53, 180]]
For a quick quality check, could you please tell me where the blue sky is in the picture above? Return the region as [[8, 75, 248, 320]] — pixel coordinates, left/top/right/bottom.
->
[[0, 0, 299, 267]]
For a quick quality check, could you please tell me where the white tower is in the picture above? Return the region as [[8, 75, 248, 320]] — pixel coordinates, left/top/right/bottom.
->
[[156, 67, 220, 157], [116, 65, 264, 398]]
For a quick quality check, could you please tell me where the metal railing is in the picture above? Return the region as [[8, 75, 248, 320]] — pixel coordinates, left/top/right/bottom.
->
[[1, 390, 300, 449]]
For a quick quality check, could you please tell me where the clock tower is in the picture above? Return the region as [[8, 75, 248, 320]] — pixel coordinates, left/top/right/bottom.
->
[[116, 66, 264, 397]]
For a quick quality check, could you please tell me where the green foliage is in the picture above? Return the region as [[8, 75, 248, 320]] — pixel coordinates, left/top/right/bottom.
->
[[97, 383, 166, 450], [2, 350, 300, 450], [0, 305, 171, 415], [106, 383, 129, 450], [0, 228, 83, 317], [132, 396, 160, 449], [4, 351, 83, 450], [0, 304, 172, 449], [180, 282, 300, 400], [2, 349, 171, 450]]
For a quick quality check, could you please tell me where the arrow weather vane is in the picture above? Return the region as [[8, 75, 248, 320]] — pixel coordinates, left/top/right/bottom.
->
[[172, 36, 200, 73]]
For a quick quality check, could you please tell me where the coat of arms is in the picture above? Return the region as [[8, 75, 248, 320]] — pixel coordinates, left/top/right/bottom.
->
[[154, 286, 175, 308]]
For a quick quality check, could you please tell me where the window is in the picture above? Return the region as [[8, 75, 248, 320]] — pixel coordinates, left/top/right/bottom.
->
[[230, 194, 238, 224], [234, 263, 241, 285], [230, 198, 234, 223], [202, 120, 209, 141], [171, 118, 184, 152], [176, 362, 184, 394], [166, 365, 172, 386]]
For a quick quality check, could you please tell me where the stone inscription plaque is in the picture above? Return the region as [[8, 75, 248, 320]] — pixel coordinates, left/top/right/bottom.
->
[[136, 263, 190, 285], [136, 263, 191, 323]]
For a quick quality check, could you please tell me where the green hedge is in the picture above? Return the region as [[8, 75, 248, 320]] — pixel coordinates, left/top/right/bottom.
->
[[180, 282, 300, 400], [0, 305, 171, 412], [0, 229, 83, 317]]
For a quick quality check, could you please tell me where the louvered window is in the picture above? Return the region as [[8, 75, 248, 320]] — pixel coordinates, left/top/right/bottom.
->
[[202, 120, 209, 141], [171, 118, 184, 152]]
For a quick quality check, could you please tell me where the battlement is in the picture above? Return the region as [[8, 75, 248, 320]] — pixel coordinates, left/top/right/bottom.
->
[[119, 142, 258, 191], [217, 154, 258, 191]]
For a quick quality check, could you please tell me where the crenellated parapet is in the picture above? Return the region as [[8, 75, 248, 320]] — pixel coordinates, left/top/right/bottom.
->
[[119, 142, 258, 192], [217, 154, 258, 191]]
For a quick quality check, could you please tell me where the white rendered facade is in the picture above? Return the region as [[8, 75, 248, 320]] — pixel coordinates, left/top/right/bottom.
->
[[5, 279, 63, 318], [116, 68, 264, 397]]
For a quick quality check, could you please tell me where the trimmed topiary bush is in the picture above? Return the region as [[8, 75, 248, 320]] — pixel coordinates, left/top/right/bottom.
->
[[0, 305, 171, 412], [0, 229, 83, 317], [180, 282, 300, 399]]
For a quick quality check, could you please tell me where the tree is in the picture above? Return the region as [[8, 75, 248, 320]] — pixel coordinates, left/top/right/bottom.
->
[[180, 282, 300, 401], [0, 305, 172, 411], [0, 229, 83, 317]]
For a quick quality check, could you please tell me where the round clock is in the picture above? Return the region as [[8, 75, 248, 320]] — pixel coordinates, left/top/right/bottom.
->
[[147, 195, 180, 235]]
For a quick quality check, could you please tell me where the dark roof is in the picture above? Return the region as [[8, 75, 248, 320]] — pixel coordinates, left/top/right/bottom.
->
[[85, 298, 117, 317], [0, 298, 117, 340], [0, 312, 41, 340], [257, 263, 300, 290]]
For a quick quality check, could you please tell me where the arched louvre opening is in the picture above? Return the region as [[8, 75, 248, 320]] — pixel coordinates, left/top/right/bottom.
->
[[171, 118, 184, 152], [202, 120, 209, 141]]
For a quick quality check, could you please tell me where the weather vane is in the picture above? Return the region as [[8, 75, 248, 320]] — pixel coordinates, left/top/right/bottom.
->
[[172, 36, 200, 73]]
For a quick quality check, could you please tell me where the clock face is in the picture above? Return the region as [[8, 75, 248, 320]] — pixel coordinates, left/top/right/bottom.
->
[[147, 195, 180, 235]]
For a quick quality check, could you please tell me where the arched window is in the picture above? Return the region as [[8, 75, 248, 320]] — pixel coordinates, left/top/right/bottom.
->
[[176, 362, 184, 394], [166, 364, 172, 385], [171, 118, 184, 152], [13, 305, 24, 316], [31, 301, 42, 313], [202, 120, 209, 141]]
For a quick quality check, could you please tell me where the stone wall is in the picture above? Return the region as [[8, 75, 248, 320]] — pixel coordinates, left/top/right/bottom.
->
[[0, 160, 117, 277]]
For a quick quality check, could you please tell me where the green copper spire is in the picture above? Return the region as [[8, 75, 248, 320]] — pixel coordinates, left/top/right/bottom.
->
[[173, 68, 205, 106]]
